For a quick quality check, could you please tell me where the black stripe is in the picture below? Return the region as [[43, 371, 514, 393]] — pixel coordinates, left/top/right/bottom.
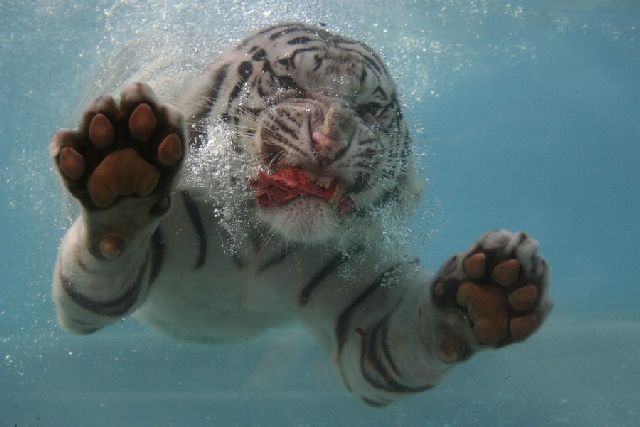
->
[[360, 316, 432, 394], [272, 116, 299, 140], [61, 257, 148, 316], [69, 316, 101, 327], [278, 57, 291, 68], [332, 127, 355, 163], [281, 109, 302, 127], [70, 324, 101, 335], [190, 64, 230, 147], [372, 86, 388, 100], [287, 36, 316, 45], [337, 41, 387, 74], [339, 47, 383, 74], [76, 257, 92, 273], [276, 74, 302, 92], [198, 64, 229, 116], [210, 64, 231, 103], [299, 245, 364, 306], [359, 67, 367, 84], [149, 227, 165, 285], [238, 61, 253, 81], [362, 396, 390, 408], [251, 48, 267, 61], [379, 315, 402, 378], [257, 245, 298, 274], [180, 190, 207, 269], [264, 131, 308, 157], [255, 23, 331, 42], [312, 54, 324, 71], [227, 61, 254, 106], [269, 26, 313, 40], [259, 59, 304, 96], [376, 100, 395, 119], [69, 316, 102, 334], [335, 263, 402, 353], [289, 46, 323, 65]]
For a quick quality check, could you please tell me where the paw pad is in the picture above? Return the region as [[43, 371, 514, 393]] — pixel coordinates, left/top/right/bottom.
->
[[51, 83, 185, 210], [158, 134, 183, 166], [463, 253, 485, 278], [89, 113, 115, 149], [457, 281, 508, 344], [99, 233, 125, 259], [59, 146, 85, 180], [87, 148, 160, 208], [129, 103, 156, 141], [507, 284, 538, 311], [492, 259, 520, 287], [432, 231, 550, 348]]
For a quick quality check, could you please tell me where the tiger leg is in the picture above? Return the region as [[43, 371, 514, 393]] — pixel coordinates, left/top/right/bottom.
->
[[298, 257, 449, 407], [326, 231, 551, 406], [50, 82, 186, 334]]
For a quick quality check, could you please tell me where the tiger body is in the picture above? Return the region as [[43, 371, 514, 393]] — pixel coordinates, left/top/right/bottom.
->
[[51, 23, 552, 406]]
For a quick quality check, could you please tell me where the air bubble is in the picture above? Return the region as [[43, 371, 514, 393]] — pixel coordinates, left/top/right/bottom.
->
[[184, 119, 260, 254]]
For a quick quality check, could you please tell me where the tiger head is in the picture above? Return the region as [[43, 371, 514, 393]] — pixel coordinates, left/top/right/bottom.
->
[[190, 24, 424, 245]]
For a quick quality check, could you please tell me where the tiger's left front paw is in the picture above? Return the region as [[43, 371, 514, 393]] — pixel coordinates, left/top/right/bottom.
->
[[431, 230, 552, 357]]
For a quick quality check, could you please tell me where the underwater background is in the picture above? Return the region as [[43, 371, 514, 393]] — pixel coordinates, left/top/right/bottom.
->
[[1, 0, 639, 425]]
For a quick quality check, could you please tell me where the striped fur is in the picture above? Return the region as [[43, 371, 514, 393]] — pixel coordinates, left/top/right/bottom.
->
[[51, 23, 549, 406], [180, 23, 423, 245]]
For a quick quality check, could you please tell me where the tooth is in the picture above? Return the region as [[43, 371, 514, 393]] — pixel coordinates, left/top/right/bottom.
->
[[316, 176, 334, 189], [329, 182, 345, 205]]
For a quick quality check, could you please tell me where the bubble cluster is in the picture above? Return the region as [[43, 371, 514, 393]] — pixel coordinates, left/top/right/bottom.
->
[[183, 119, 261, 255]]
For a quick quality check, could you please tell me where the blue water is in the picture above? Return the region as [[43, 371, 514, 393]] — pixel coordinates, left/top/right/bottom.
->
[[1, 1, 639, 426]]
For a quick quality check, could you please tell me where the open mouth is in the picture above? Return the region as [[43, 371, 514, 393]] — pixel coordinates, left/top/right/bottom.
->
[[249, 167, 352, 213]]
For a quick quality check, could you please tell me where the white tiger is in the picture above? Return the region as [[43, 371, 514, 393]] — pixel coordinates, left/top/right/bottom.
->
[[50, 23, 552, 406]]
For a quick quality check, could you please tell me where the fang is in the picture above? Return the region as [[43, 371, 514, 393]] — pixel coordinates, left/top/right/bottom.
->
[[316, 176, 334, 188]]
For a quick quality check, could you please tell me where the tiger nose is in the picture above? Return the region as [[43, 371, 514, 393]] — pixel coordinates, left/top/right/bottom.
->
[[311, 105, 348, 164]]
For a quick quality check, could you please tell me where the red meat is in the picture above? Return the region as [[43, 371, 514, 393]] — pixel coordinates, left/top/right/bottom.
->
[[249, 167, 338, 207]]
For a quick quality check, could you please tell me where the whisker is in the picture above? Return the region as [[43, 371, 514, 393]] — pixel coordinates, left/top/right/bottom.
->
[[266, 150, 285, 169], [259, 228, 278, 254]]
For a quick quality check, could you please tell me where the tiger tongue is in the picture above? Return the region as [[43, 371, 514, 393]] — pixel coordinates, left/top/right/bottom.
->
[[249, 168, 338, 208]]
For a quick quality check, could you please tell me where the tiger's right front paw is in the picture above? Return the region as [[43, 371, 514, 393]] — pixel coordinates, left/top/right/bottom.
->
[[430, 230, 552, 362], [51, 82, 186, 212]]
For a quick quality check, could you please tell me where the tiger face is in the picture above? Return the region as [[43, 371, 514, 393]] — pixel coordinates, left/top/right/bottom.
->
[[249, 94, 398, 243], [192, 24, 420, 244]]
